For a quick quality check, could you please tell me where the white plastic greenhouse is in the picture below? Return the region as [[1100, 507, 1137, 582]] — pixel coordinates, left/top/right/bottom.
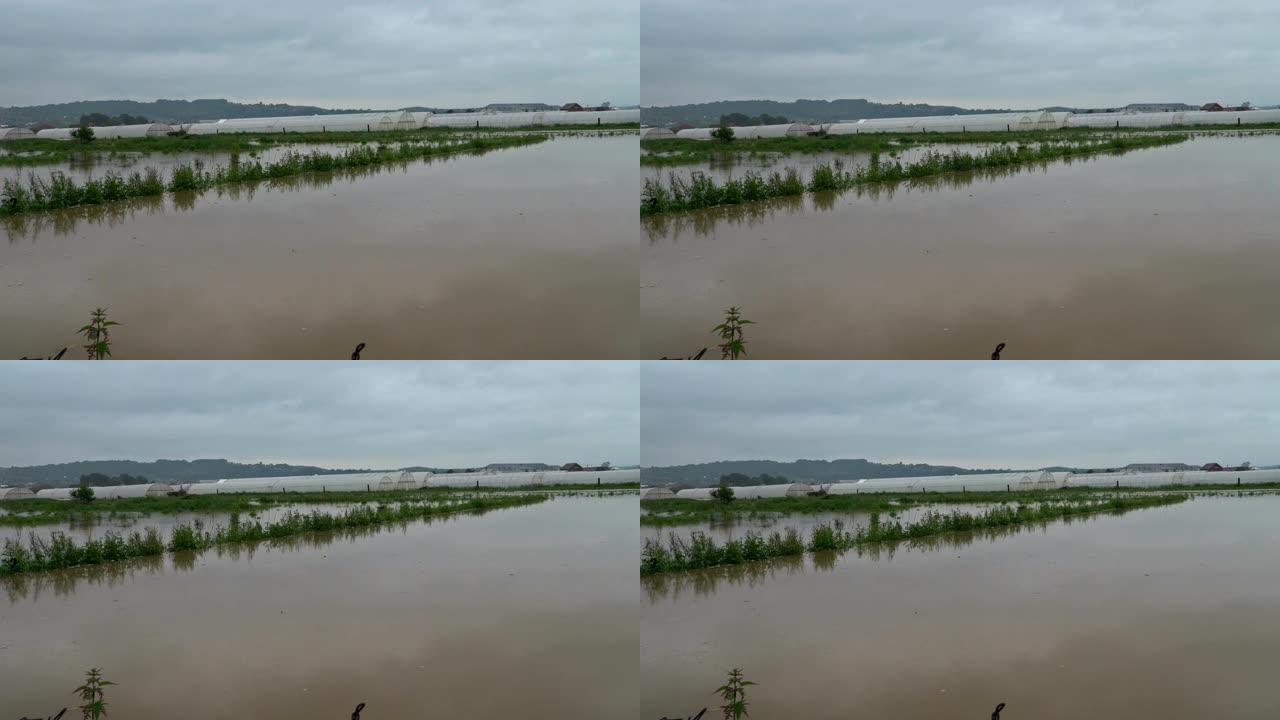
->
[[825, 111, 1061, 136], [641, 127, 676, 140], [424, 109, 639, 129], [674, 483, 815, 500], [425, 468, 639, 488], [35, 483, 173, 500], [674, 123, 814, 140], [36, 123, 175, 140], [640, 487, 676, 500], [1062, 468, 1280, 488], [0, 126, 36, 141], [183, 112, 414, 135], [0, 487, 35, 500]]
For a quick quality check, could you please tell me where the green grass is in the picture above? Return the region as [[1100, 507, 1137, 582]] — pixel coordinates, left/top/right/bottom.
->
[[641, 134, 1188, 215], [0, 481, 639, 526], [640, 124, 1280, 166], [640, 493, 1188, 575], [0, 493, 547, 577], [0, 134, 547, 217]]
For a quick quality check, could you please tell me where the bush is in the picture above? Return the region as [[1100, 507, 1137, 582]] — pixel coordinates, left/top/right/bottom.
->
[[70, 485, 95, 503]]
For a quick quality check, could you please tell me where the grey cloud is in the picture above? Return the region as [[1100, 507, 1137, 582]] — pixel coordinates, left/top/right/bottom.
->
[[0, 0, 637, 107], [641, 362, 1280, 469], [641, 0, 1280, 107], [0, 362, 639, 468]]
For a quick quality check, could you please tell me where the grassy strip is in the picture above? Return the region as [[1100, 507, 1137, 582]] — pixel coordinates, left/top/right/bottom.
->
[[640, 134, 1189, 215], [0, 134, 545, 217], [640, 494, 1187, 575], [640, 124, 1280, 166], [0, 482, 639, 526], [0, 493, 545, 576], [0, 124, 638, 166]]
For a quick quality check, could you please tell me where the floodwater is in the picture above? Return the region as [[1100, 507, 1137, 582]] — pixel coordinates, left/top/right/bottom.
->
[[642, 502, 999, 543], [641, 134, 1280, 358], [0, 134, 637, 358], [0, 495, 636, 718], [640, 495, 1280, 719]]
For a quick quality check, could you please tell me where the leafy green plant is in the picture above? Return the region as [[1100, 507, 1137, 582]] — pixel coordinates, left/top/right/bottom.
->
[[716, 668, 755, 720], [711, 124, 735, 144], [710, 484, 735, 503], [713, 307, 752, 359], [70, 125, 95, 144], [70, 485, 95, 503], [79, 308, 119, 359], [74, 667, 114, 720]]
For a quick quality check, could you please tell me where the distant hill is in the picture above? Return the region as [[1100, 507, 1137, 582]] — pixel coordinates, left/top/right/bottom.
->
[[642, 459, 1023, 487], [641, 98, 1021, 128], [0, 459, 383, 488]]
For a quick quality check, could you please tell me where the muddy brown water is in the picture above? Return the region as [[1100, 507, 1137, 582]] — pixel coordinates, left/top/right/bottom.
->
[[0, 495, 636, 718], [0, 134, 637, 358], [640, 494, 1280, 719], [641, 134, 1280, 358]]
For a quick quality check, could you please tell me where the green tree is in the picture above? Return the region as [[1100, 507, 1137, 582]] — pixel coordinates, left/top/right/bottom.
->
[[710, 123, 735, 143], [70, 485, 95, 503], [70, 124, 95, 144], [710, 483, 735, 503]]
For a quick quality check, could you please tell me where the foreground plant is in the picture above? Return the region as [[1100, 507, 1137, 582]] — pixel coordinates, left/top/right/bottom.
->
[[78, 308, 119, 359], [716, 668, 755, 720], [714, 307, 752, 359], [75, 668, 114, 720]]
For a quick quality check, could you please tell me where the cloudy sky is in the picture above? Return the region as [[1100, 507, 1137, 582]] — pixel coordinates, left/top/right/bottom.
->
[[0, 362, 638, 468], [642, 0, 1280, 108], [0, 0, 637, 108], [642, 362, 1280, 469]]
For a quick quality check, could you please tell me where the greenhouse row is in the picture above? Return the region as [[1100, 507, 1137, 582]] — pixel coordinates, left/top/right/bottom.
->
[[646, 108, 1280, 141], [643, 468, 1280, 499], [4, 109, 642, 142], [1, 468, 640, 500]]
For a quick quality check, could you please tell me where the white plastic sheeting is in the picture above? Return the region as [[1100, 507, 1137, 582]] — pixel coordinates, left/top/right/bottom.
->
[[640, 487, 677, 500], [36, 123, 175, 140], [183, 112, 413, 136], [184, 472, 430, 495], [824, 111, 1061, 135], [426, 468, 639, 488], [1062, 468, 1280, 488], [0, 487, 36, 500], [674, 483, 815, 500], [1064, 109, 1280, 129], [0, 126, 36, 141], [36, 483, 174, 500], [424, 109, 639, 129], [641, 127, 676, 139], [675, 123, 815, 140]]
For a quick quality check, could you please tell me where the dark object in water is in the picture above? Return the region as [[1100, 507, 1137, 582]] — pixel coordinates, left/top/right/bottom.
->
[[992, 702, 1006, 719], [351, 342, 366, 360], [19, 347, 67, 360], [351, 702, 366, 720], [661, 347, 708, 360], [18, 709, 66, 720], [659, 710, 706, 720], [991, 342, 1006, 360]]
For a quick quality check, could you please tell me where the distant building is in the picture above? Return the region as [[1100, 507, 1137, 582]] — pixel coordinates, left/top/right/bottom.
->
[[1201, 462, 1225, 471], [1201, 103, 1226, 112], [561, 462, 613, 472], [483, 463, 554, 472], [484, 103, 556, 113], [561, 462, 585, 471], [1124, 103, 1195, 113], [561, 103, 585, 112]]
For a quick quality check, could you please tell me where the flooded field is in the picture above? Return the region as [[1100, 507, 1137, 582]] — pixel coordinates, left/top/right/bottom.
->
[[642, 502, 996, 543], [641, 134, 1280, 358], [640, 495, 1280, 719], [0, 134, 637, 358], [1, 494, 635, 718]]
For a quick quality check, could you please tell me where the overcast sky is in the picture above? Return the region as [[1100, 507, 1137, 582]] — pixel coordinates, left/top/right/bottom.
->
[[0, 0, 637, 108], [0, 362, 638, 468], [642, 0, 1280, 108], [642, 362, 1280, 469]]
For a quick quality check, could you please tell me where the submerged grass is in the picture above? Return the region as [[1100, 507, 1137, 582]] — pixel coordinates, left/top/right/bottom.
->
[[0, 134, 545, 217], [640, 134, 1189, 215], [0, 493, 545, 576], [640, 493, 1188, 575]]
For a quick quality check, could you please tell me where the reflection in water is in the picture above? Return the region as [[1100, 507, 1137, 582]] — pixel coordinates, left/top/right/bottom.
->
[[642, 515, 1081, 602], [643, 154, 1095, 241], [4, 156, 446, 244], [2, 509, 476, 602]]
